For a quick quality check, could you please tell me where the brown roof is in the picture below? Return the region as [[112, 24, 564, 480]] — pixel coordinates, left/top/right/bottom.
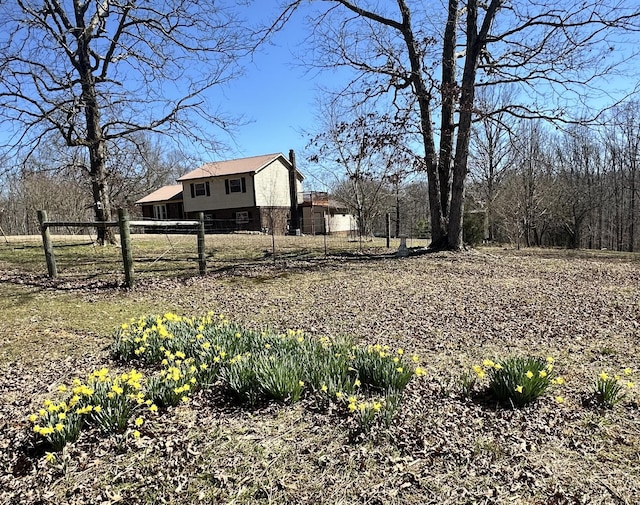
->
[[177, 153, 303, 181], [135, 184, 183, 205]]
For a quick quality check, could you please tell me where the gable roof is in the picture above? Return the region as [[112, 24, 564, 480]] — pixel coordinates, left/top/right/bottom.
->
[[177, 153, 303, 182], [135, 184, 183, 205]]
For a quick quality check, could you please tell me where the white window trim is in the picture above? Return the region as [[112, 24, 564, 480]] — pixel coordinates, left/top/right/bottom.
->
[[194, 182, 206, 196], [153, 204, 167, 220]]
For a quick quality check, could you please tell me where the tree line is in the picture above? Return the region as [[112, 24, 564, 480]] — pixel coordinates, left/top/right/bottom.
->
[[1, 1, 639, 250]]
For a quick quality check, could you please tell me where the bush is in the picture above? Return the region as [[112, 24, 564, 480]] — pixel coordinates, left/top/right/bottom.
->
[[463, 211, 485, 246]]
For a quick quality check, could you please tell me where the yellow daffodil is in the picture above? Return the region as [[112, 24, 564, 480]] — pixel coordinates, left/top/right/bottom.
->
[[624, 368, 632, 376], [515, 385, 523, 394], [525, 370, 534, 379], [599, 372, 609, 381], [555, 396, 565, 404], [472, 365, 485, 379]]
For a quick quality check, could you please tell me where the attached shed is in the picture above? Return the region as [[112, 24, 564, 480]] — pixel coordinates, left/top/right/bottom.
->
[[299, 192, 357, 236], [135, 184, 184, 220]]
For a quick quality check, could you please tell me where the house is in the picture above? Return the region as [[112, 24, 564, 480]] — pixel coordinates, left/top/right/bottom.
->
[[299, 191, 357, 236], [136, 152, 303, 234]]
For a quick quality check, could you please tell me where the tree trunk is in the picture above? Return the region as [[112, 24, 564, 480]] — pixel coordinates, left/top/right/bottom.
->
[[448, 0, 480, 250], [437, 0, 458, 221], [396, 0, 445, 247], [75, 4, 115, 245]]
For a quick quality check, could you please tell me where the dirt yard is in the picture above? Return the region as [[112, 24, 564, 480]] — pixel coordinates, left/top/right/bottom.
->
[[1, 244, 639, 504]]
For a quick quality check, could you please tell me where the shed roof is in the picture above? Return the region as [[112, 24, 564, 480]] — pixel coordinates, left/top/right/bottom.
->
[[177, 153, 303, 181], [135, 184, 183, 205]]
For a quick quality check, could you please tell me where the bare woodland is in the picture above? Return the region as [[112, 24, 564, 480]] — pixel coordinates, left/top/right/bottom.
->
[[1, 1, 640, 250], [0, 0, 249, 243]]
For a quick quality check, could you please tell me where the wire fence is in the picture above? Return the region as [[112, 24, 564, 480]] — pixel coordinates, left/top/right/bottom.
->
[[1, 227, 430, 286]]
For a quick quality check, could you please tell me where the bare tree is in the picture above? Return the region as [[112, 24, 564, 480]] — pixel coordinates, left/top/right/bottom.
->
[[306, 100, 415, 244], [494, 121, 556, 248], [469, 85, 515, 241], [278, 0, 640, 250], [553, 125, 603, 249], [0, 0, 250, 243]]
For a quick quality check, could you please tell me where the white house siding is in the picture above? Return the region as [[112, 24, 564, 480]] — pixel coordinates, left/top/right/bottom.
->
[[329, 213, 357, 235], [254, 159, 292, 207], [182, 175, 255, 213]]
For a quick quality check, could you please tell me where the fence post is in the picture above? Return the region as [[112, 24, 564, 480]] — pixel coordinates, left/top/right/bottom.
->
[[385, 212, 391, 248], [118, 208, 134, 288], [37, 210, 57, 278], [197, 212, 206, 275]]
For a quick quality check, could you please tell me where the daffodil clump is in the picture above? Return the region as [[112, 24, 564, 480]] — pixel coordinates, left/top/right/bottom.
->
[[28, 367, 152, 451], [77, 367, 146, 433], [593, 368, 634, 408], [28, 399, 83, 451], [473, 357, 561, 407], [341, 393, 402, 433], [353, 345, 426, 394], [145, 354, 199, 408], [219, 352, 261, 405], [111, 312, 427, 430]]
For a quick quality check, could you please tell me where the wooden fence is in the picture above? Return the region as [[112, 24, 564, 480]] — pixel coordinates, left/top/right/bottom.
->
[[37, 209, 206, 288]]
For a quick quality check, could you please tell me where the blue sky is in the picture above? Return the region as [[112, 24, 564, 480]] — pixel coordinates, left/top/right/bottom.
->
[[215, 5, 326, 162]]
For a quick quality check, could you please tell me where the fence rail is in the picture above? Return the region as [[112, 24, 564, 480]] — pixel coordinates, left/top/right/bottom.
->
[[37, 209, 206, 288]]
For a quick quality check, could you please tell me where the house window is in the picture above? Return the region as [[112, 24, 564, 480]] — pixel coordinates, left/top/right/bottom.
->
[[229, 178, 242, 193], [225, 177, 246, 194], [153, 204, 167, 220], [190, 181, 210, 198], [236, 211, 249, 224]]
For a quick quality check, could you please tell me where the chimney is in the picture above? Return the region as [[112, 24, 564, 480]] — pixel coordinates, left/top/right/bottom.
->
[[288, 149, 300, 233]]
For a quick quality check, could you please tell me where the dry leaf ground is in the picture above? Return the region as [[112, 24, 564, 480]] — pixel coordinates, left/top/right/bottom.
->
[[1, 237, 639, 504]]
